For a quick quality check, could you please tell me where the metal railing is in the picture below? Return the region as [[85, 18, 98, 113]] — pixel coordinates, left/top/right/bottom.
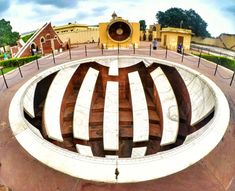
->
[[0, 43, 235, 92]]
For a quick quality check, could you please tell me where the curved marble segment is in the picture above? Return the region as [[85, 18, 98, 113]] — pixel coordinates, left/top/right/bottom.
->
[[131, 147, 147, 158], [103, 81, 119, 151], [108, 59, 119, 76], [142, 59, 154, 67], [73, 68, 99, 140], [128, 71, 149, 142], [44, 66, 78, 142], [151, 67, 179, 146], [95, 57, 155, 69], [26, 120, 43, 138], [76, 144, 93, 156], [105, 155, 119, 159], [177, 68, 215, 126], [23, 82, 37, 118], [183, 124, 207, 145]]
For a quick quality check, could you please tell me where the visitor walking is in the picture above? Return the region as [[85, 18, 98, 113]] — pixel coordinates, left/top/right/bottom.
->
[[3, 52, 7, 60], [177, 43, 182, 54], [153, 38, 157, 50]]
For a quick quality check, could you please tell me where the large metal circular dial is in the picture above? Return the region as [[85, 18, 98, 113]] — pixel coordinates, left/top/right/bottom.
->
[[107, 20, 132, 42]]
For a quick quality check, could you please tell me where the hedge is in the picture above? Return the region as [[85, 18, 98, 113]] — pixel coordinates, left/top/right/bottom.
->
[[0, 55, 41, 67], [194, 53, 235, 71]]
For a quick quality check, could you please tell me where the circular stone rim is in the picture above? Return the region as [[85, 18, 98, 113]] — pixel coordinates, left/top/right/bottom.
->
[[9, 55, 230, 183]]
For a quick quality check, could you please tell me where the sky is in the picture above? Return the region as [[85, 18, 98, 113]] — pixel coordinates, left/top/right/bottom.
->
[[0, 0, 234, 37]]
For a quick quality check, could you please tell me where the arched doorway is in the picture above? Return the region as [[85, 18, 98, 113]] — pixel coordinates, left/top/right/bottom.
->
[[31, 43, 36, 55]]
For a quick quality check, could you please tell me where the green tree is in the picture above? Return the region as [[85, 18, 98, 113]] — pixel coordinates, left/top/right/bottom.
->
[[0, 19, 20, 52], [139, 20, 147, 31], [156, 8, 211, 37]]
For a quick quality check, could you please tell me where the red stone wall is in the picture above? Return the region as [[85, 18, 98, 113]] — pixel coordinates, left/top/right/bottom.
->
[[20, 23, 63, 57], [10, 46, 19, 57]]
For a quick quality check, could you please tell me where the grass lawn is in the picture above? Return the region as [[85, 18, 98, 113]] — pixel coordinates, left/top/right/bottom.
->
[[193, 53, 235, 71], [0, 67, 17, 75]]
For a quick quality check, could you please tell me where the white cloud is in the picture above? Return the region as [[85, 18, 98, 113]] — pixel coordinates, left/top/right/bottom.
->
[[1, 0, 234, 36]]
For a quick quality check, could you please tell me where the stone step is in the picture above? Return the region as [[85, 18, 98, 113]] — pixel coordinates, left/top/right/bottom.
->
[[61, 121, 161, 139], [89, 112, 104, 126], [120, 99, 132, 111], [119, 111, 133, 125], [61, 121, 73, 135], [63, 106, 74, 121], [146, 94, 156, 110], [92, 97, 104, 112], [89, 123, 161, 139], [54, 137, 76, 152], [65, 94, 77, 107], [149, 110, 160, 123], [149, 123, 161, 137]]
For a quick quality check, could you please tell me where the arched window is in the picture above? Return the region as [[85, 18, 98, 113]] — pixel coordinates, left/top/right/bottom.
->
[[46, 33, 51, 39], [40, 36, 45, 43]]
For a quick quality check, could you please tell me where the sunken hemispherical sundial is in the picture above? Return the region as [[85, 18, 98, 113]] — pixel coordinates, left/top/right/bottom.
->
[[9, 56, 230, 183]]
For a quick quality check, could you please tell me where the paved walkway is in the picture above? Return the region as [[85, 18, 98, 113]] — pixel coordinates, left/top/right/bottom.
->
[[0, 42, 235, 191]]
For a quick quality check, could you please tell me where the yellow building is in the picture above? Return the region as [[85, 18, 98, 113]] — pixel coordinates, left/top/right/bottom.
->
[[160, 27, 192, 52], [54, 23, 89, 33], [99, 13, 140, 49], [54, 23, 99, 45], [140, 24, 161, 41]]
